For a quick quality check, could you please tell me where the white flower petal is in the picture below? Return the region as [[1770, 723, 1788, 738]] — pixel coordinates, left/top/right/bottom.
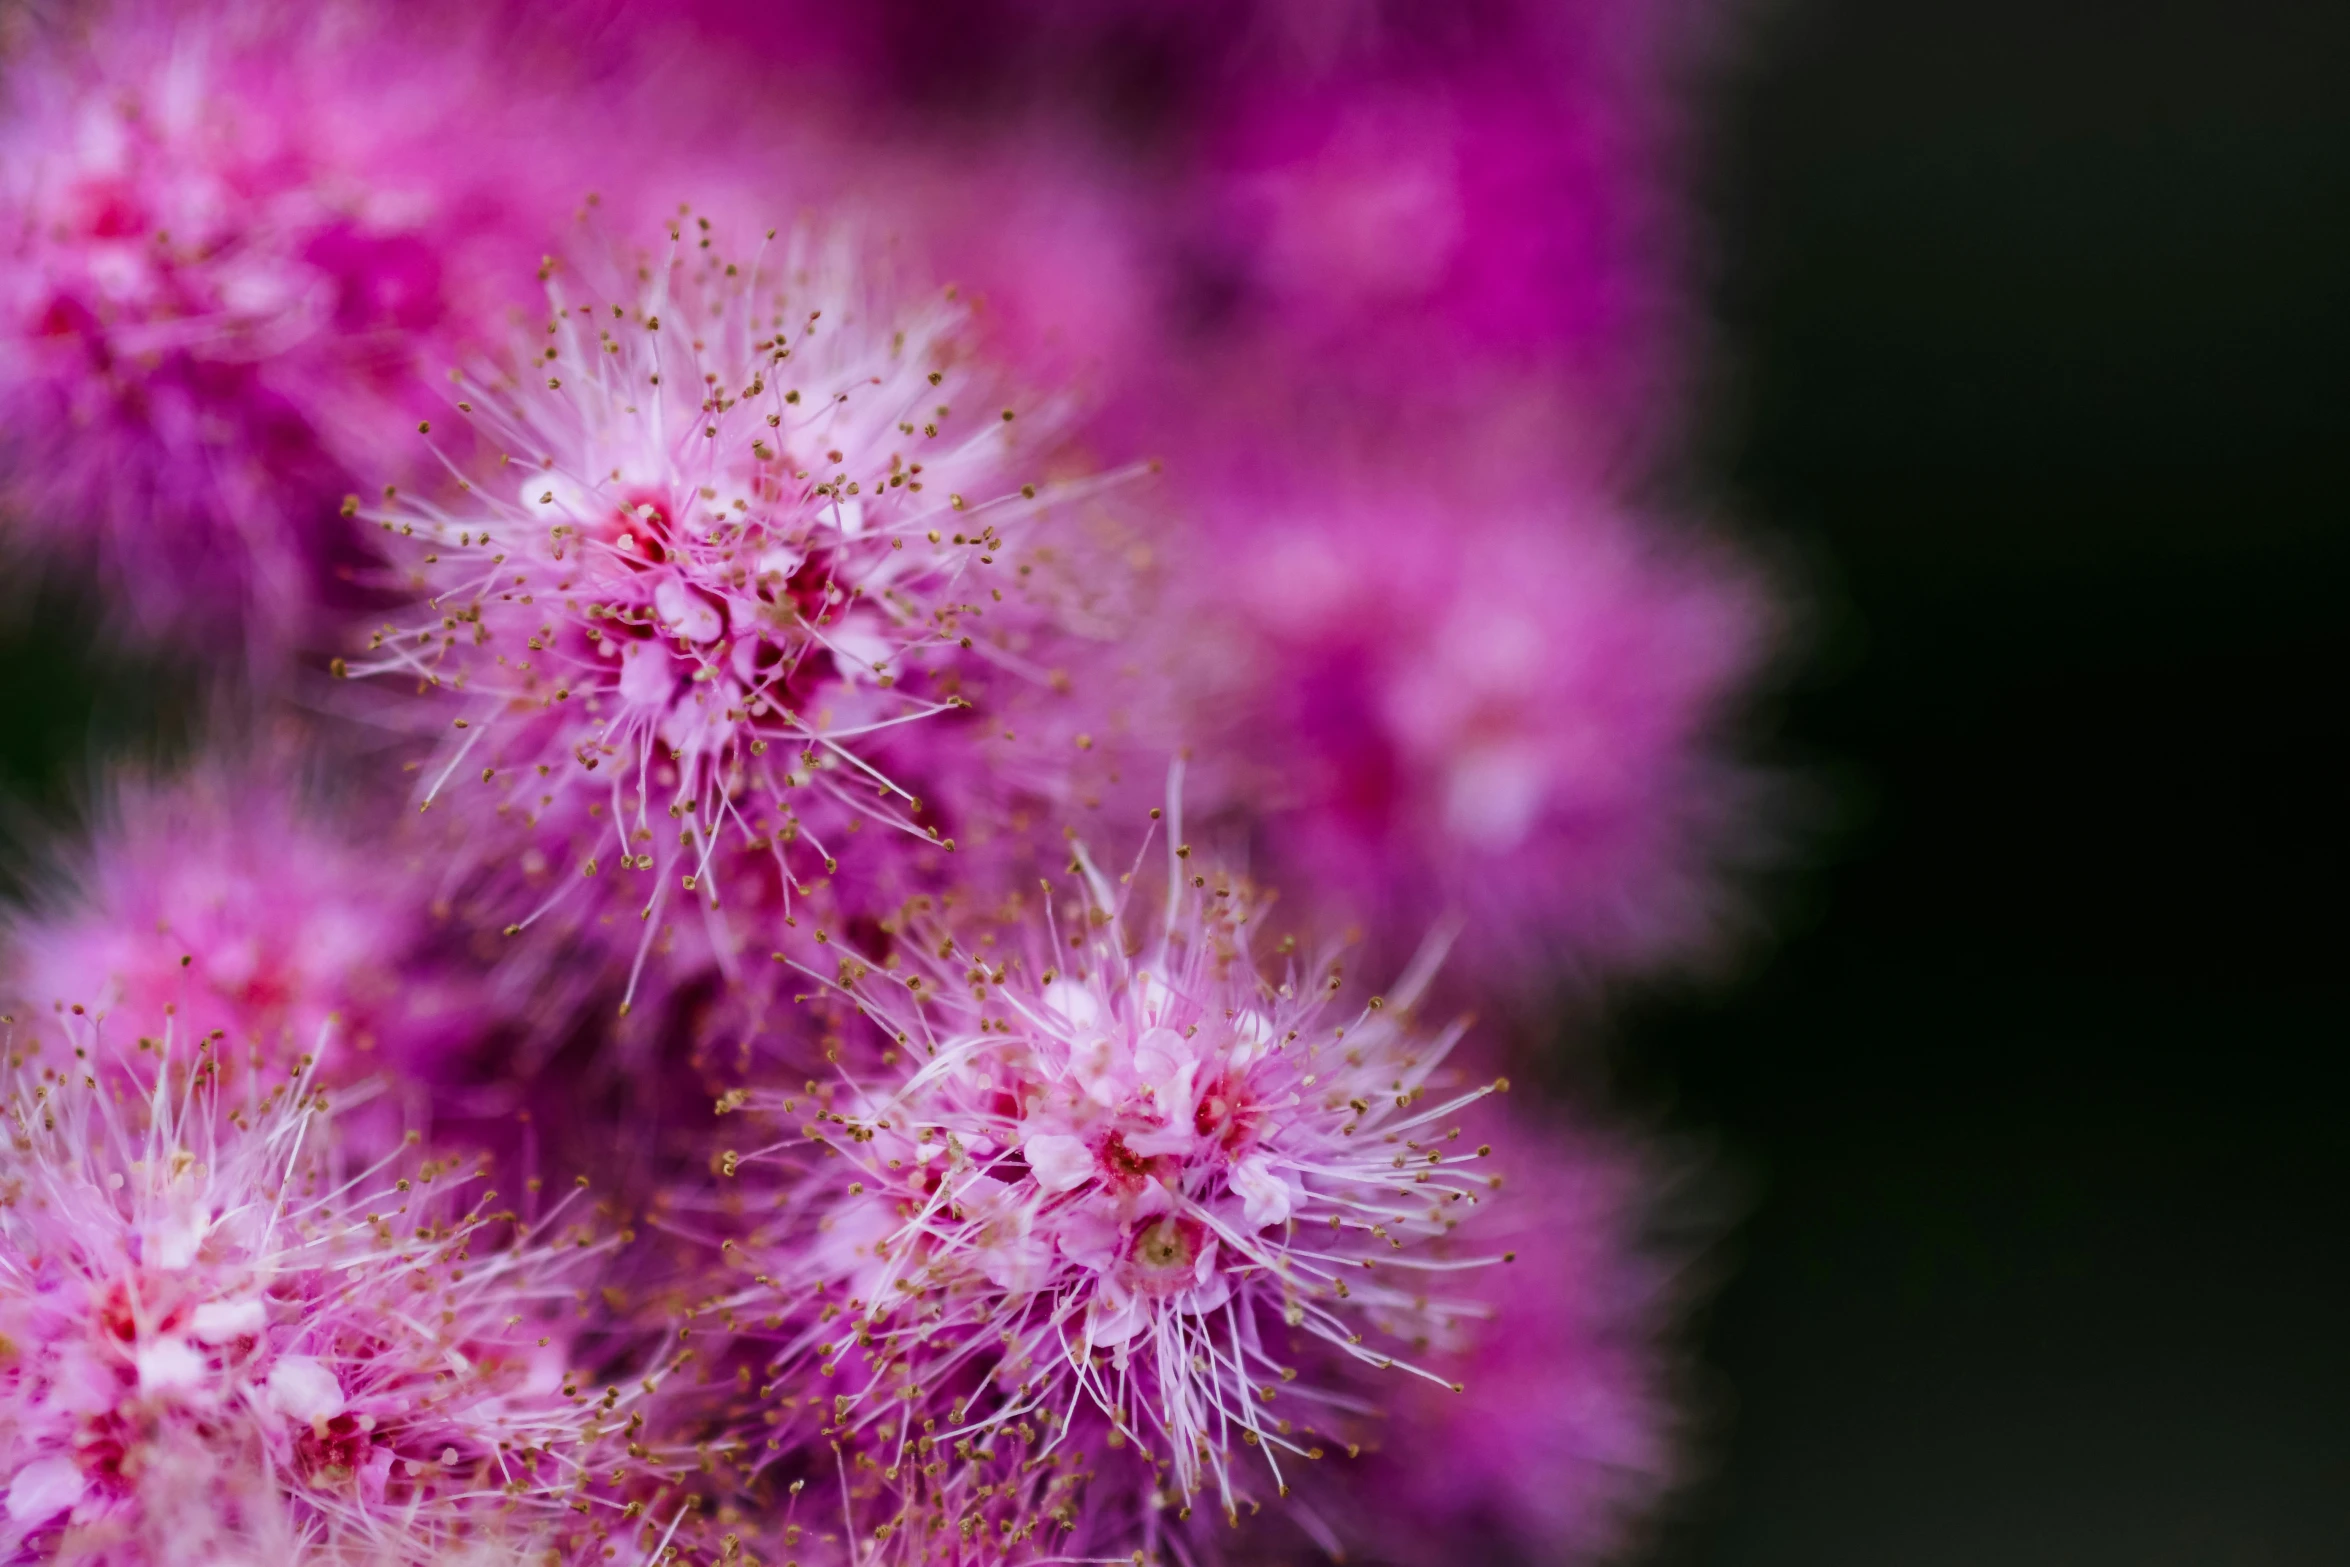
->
[[5, 1457, 86, 1524], [1040, 978, 1104, 1032], [190, 1297, 267, 1344], [1230, 1154, 1296, 1229], [266, 1356, 345, 1423], [654, 578, 725, 643], [618, 639, 677, 707], [1025, 1133, 1094, 1194], [1084, 1290, 1149, 1349], [149, 1212, 203, 1270], [136, 1336, 207, 1395]]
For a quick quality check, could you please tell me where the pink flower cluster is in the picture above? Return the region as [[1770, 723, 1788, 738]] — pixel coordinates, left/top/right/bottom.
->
[[676, 0, 1761, 988], [722, 855, 1508, 1550], [0, 1013, 654, 1564], [350, 220, 1132, 1021], [0, 0, 1743, 1562]]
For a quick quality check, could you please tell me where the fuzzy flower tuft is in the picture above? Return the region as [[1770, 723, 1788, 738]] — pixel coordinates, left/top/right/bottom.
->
[[1, 757, 480, 1097], [350, 219, 1127, 1015], [0, 1012, 659, 1565], [710, 809, 1510, 1557]]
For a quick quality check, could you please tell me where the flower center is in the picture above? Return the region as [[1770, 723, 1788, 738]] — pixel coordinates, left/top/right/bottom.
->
[[1100, 1132, 1154, 1185], [1134, 1217, 1194, 1272]]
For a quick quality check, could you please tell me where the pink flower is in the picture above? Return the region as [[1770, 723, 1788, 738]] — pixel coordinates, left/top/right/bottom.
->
[[1035, 437, 1768, 991], [683, 0, 1703, 441], [717, 827, 1511, 1552], [348, 217, 1133, 1021], [1208, 469, 1771, 984], [0, 755, 481, 1097], [1201, 71, 1667, 413], [0, 0, 631, 654], [613, 9, 1764, 993], [0, 1014, 656, 1564], [1168, 0, 1708, 442], [540, 3, 1767, 999]]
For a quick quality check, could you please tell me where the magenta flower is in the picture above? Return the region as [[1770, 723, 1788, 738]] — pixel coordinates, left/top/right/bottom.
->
[[0, 757, 481, 1096], [631, 9, 1763, 991], [0, 1017, 653, 1564], [348, 219, 1131, 1019], [1181, 0, 1705, 440], [1206, 467, 1769, 983], [659, 0, 1703, 441], [714, 828, 1510, 1555], [0, 2, 1732, 1564], [0, 0, 619, 654], [1197, 87, 1655, 435]]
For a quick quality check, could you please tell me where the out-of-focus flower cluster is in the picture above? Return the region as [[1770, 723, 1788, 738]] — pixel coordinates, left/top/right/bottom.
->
[[0, 0, 1746, 1562]]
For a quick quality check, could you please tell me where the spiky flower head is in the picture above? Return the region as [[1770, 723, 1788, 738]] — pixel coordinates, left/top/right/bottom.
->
[[348, 218, 1126, 1017], [713, 809, 1510, 1558], [0, 1010, 654, 1564]]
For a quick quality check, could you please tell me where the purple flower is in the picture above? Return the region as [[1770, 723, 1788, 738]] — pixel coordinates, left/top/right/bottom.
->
[[1324, 1117, 1686, 1563], [1207, 465, 1771, 984]]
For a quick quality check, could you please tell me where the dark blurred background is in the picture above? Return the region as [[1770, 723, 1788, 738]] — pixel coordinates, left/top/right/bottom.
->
[[1628, 0, 2350, 1561], [6, 0, 2346, 1561]]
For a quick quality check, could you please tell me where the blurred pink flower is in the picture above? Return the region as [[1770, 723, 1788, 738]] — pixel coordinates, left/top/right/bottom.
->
[[1351, 1117, 1684, 1562], [0, 756, 482, 1102], [0, 0, 1739, 1561], [549, 2, 1766, 1000], [0, 0, 635, 655], [669, 0, 1708, 439], [1187, 1113, 1685, 1567], [1208, 465, 1769, 984], [637, 0, 1761, 990], [1199, 64, 1676, 425]]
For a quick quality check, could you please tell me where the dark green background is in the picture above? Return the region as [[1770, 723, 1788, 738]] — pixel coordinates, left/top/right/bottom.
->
[[5, 0, 2345, 1560]]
